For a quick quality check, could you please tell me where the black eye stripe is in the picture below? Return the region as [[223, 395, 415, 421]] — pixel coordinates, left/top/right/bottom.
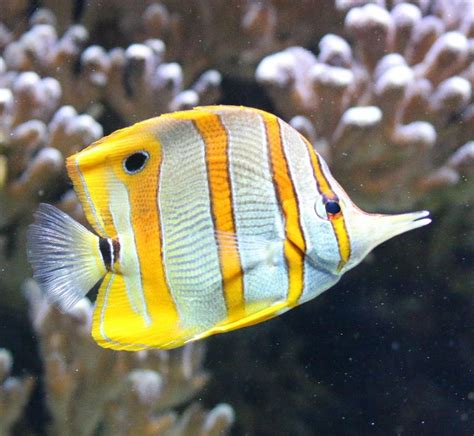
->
[[124, 151, 149, 174], [325, 201, 341, 215]]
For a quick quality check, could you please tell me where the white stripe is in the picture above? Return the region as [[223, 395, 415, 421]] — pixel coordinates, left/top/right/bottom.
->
[[108, 238, 115, 272], [100, 273, 119, 345], [99, 273, 149, 349], [75, 157, 108, 236], [279, 120, 338, 302], [156, 118, 227, 329], [219, 110, 287, 307], [107, 170, 151, 325]]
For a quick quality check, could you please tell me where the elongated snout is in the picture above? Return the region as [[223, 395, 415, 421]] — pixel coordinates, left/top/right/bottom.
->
[[344, 208, 431, 271], [367, 210, 431, 246]]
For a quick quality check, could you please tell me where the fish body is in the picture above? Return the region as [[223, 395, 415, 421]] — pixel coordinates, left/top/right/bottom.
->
[[27, 106, 431, 350]]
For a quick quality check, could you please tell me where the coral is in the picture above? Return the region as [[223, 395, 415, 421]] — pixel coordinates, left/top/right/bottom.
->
[[0, 72, 102, 218], [138, 0, 341, 81], [0, 348, 34, 436], [103, 390, 234, 436], [2, 19, 109, 112], [0, 71, 102, 307], [18, 279, 234, 436], [2, 1, 344, 82], [105, 41, 222, 123], [0, 10, 223, 124], [256, 0, 474, 210]]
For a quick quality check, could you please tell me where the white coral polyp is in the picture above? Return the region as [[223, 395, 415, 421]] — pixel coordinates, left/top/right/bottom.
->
[[342, 106, 382, 127]]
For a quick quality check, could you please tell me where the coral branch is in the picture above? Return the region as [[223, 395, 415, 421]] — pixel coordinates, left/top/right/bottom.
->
[[0, 72, 102, 308], [0, 349, 34, 436], [105, 41, 221, 123], [257, 0, 474, 210], [22, 280, 233, 436], [3, 22, 108, 112]]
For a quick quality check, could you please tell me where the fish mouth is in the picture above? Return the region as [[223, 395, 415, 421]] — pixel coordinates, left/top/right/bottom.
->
[[366, 209, 432, 249], [386, 209, 432, 232], [339, 207, 432, 274], [412, 210, 431, 222]]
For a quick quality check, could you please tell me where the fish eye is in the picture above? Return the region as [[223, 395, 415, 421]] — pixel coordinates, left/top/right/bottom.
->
[[315, 197, 329, 220], [325, 201, 341, 215], [315, 197, 342, 220], [123, 151, 149, 174]]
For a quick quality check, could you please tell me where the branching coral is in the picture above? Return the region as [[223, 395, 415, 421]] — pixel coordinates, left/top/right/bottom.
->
[[138, 0, 340, 81], [0, 9, 223, 124], [3, 1, 344, 82], [0, 72, 102, 218], [127, 0, 351, 81], [105, 41, 221, 123], [20, 279, 234, 436], [0, 71, 102, 307], [2, 20, 109, 112], [256, 0, 474, 210], [103, 386, 234, 436], [0, 348, 34, 436]]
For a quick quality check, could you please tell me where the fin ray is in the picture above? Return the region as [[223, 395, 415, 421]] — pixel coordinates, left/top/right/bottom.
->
[[27, 203, 106, 310]]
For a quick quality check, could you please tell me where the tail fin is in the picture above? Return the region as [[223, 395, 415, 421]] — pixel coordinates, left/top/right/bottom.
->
[[27, 203, 107, 311]]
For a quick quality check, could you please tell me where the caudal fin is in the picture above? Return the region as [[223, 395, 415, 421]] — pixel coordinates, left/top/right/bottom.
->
[[27, 203, 107, 311]]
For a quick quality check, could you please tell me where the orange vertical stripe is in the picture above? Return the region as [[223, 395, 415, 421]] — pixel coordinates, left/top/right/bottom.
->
[[303, 137, 335, 200], [125, 141, 181, 340], [193, 114, 246, 321], [263, 114, 305, 307], [304, 137, 351, 270]]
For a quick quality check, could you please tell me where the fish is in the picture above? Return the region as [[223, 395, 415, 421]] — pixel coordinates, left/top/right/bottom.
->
[[27, 105, 431, 350]]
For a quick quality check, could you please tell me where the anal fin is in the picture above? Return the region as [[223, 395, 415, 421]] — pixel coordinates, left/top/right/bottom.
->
[[92, 273, 193, 350]]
